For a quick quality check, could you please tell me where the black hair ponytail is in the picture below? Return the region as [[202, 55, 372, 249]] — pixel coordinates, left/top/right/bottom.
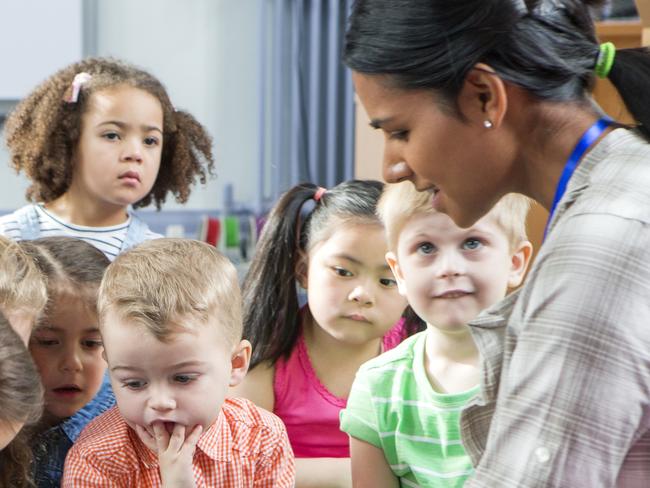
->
[[242, 183, 320, 369], [607, 48, 650, 140]]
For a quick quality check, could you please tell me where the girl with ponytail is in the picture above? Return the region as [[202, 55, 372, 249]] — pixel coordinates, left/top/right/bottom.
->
[[233, 180, 420, 487]]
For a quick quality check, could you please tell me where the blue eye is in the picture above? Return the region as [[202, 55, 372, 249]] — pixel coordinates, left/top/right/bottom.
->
[[417, 242, 435, 255], [174, 374, 197, 384], [463, 238, 482, 250], [123, 380, 147, 390]]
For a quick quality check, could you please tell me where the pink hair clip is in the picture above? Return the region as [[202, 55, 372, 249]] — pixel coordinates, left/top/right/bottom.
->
[[64, 72, 92, 103], [313, 187, 327, 202]]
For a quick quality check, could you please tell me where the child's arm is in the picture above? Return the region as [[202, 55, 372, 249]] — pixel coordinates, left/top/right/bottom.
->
[[295, 458, 352, 488], [229, 361, 275, 411], [350, 438, 399, 488]]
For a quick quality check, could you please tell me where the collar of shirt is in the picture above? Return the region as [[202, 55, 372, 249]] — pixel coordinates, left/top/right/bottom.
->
[[130, 409, 232, 469], [61, 373, 116, 442]]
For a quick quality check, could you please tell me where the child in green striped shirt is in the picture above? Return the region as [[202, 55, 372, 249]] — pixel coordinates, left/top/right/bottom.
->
[[340, 182, 532, 487]]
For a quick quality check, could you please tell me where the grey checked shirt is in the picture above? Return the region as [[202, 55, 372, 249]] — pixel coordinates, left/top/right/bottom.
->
[[461, 128, 650, 487]]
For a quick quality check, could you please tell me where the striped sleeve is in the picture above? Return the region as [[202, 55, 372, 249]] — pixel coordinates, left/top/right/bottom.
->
[[0, 213, 22, 240], [340, 367, 382, 448]]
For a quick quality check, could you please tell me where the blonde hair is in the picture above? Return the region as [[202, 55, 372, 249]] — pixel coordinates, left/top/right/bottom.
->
[[378, 181, 530, 252], [98, 238, 242, 344], [0, 236, 47, 318]]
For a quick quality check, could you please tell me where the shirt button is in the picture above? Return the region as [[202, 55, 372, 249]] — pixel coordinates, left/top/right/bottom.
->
[[534, 446, 551, 464]]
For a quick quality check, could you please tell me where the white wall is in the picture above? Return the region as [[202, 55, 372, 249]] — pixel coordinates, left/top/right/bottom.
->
[[0, 0, 261, 211]]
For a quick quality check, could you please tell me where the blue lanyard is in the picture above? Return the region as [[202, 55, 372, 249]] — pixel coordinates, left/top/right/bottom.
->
[[544, 117, 612, 238]]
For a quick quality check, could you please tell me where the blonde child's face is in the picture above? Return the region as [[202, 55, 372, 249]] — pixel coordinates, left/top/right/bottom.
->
[[70, 85, 163, 211], [305, 223, 407, 345], [29, 293, 106, 421], [388, 211, 528, 331], [102, 311, 251, 442]]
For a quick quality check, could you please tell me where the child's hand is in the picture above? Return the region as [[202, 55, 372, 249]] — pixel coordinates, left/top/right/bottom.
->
[[151, 422, 202, 488]]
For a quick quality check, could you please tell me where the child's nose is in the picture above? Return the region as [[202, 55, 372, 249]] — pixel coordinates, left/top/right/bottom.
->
[[121, 140, 143, 163], [435, 251, 465, 278], [60, 350, 83, 373], [148, 387, 176, 412], [348, 284, 373, 306]]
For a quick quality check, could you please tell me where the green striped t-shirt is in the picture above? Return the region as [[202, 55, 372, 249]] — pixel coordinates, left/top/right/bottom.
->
[[340, 331, 479, 488]]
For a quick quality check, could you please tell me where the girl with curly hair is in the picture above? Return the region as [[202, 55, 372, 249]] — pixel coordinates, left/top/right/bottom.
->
[[0, 57, 214, 260]]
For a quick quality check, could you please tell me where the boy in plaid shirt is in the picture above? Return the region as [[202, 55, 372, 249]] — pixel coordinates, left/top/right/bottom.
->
[[63, 239, 294, 487]]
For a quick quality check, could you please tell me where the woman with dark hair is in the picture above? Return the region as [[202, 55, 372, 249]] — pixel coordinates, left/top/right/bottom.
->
[[344, 1, 650, 486]]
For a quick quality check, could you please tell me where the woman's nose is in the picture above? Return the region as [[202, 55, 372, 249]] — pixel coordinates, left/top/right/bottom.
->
[[383, 159, 413, 184]]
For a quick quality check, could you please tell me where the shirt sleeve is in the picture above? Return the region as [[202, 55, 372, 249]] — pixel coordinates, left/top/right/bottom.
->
[[0, 213, 22, 240], [339, 368, 382, 448], [62, 445, 125, 488], [467, 213, 650, 487], [253, 417, 296, 488]]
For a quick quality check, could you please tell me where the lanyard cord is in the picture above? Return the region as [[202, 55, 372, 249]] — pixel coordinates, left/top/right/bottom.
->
[[544, 118, 612, 238]]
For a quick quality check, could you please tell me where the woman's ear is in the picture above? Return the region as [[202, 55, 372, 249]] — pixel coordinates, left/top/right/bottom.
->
[[229, 339, 252, 387], [508, 240, 533, 289], [458, 63, 508, 130]]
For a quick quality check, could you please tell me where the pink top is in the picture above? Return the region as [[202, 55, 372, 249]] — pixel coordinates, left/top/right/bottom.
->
[[273, 319, 407, 458]]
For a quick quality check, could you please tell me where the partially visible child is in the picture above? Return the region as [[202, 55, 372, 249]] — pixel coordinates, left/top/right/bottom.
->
[[1, 57, 214, 260], [0, 235, 47, 344], [0, 311, 43, 488], [20, 237, 112, 488], [340, 182, 533, 487], [63, 238, 295, 487], [232, 180, 419, 487]]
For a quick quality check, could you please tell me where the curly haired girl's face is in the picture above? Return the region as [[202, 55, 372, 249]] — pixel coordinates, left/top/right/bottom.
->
[[70, 85, 163, 212]]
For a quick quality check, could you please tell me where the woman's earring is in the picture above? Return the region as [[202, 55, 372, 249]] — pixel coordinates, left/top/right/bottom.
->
[[483, 120, 493, 129]]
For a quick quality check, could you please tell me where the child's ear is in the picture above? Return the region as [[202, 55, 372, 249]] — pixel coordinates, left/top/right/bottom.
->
[[385, 252, 407, 297], [294, 251, 309, 290], [507, 240, 533, 289], [229, 339, 252, 387]]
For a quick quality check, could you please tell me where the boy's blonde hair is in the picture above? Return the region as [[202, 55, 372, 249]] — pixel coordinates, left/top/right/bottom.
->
[[98, 238, 242, 345], [378, 181, 530, 252], [0, 236, 47, 317]]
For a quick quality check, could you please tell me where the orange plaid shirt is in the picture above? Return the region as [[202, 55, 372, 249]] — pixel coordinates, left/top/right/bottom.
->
[[62, 397, 295, 487]]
